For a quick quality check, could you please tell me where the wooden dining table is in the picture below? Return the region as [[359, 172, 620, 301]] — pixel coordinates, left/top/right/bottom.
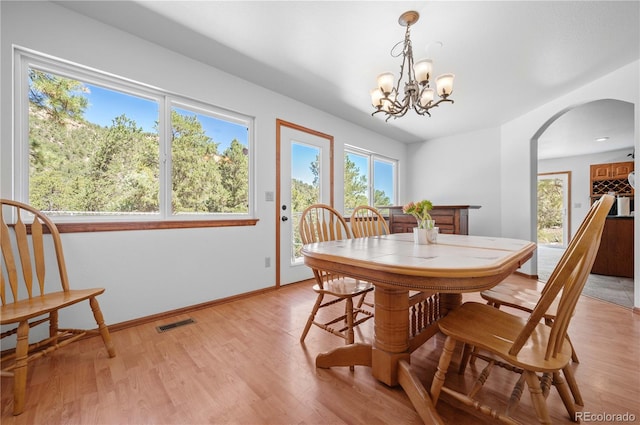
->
[[301, 232, 536, 424]]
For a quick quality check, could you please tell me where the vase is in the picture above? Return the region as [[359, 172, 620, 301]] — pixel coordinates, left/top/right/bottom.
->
[[418, 219, 436, 230], [413, 227, 429, 245], [427, 227, 439, 244]]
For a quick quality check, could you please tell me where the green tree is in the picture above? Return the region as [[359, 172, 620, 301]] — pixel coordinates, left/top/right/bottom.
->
[[220, 140, 249, 212], [27, 70, 251, 217], [537, 178, 563, 243], [291, 178, 318, 213], [29, 69, 88, 124], [171, 110, 225, 213], [344, 154, 368, 212], [84, 114, 158, 212], [374, 189, 391, 206]]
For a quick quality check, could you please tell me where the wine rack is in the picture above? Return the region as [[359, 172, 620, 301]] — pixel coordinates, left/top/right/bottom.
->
[[591, 179, 634, 196]]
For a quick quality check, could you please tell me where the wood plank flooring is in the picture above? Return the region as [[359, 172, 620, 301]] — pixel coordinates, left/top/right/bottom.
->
[[2, 275, 639, 424]]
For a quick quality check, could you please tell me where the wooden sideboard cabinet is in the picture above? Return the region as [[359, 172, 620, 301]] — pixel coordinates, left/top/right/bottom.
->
[[385, 205, 481, 235]]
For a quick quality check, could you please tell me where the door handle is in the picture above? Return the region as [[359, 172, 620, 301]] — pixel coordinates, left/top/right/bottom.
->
[[281, 216, 288, 222]]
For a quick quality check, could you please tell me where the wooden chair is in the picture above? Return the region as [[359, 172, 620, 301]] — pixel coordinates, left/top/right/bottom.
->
[[349, 205, 437, 337], [460, 195, 604, 406], [350, 205, 390, 237], [299, 204, 374, 346], [429, 194, 613, 424], [1, 199, 116, 415]]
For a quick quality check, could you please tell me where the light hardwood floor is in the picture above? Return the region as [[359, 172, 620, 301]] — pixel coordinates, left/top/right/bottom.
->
[[2, 275, 639, 424]]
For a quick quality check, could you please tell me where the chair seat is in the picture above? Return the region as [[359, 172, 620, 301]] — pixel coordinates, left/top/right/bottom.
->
[[438, 302, 572, 372], [312, 278, 373, 298], [481, 279, 560, 319], [0, 289, 106, 324]]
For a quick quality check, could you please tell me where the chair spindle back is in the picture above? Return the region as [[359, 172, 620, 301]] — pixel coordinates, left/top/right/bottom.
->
[[509, 195, 614, 359], [1, 199, 70, 305], [350, 205, 390, 238], [299, 204, 351, 245]]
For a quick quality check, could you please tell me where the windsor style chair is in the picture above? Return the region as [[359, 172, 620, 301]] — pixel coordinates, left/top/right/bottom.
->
[[1, 199, 116, 415], [429, 194, 613, 424], [298, 204, 373, 346]]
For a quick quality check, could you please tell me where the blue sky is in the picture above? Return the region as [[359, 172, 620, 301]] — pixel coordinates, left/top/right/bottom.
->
[[83, 84, 247, 151]]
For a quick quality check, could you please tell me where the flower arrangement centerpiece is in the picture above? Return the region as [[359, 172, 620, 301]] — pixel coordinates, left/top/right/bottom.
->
[[403, 199, 434, 229]]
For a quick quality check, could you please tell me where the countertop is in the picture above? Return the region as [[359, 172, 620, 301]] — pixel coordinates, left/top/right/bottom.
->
[[606, 215, 634, 219]]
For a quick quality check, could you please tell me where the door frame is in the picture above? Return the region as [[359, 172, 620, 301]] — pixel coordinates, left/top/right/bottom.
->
[[537, 171, 572, 247], [275, 119, 334, 288]]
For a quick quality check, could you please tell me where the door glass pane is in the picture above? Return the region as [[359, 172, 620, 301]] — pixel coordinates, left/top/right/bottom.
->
[[537, 177, 564, 245], [291, 142, 320, 262]]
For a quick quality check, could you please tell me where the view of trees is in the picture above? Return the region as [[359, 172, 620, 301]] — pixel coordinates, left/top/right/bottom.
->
[[28, 69, 248, 215], [28, 69, 390, 221], [537, 178, 564, 244]]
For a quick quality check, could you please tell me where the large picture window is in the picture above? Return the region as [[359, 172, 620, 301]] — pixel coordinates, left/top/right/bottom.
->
[[14, 49, 254, 228], [344, 146, 397, 215]]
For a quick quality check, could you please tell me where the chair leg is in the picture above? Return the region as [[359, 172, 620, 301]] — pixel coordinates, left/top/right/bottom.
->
[[553, 371, 577, 420], [300, 293, 324, 343], [345, 298, 355, 345], [430, 336, 457, 405], [562, 365, 584, 406], [524, 371, 552, 425], [90, 297, 116, 357], [356, 288, 366, 309], [49, 310, 59, 340], [458, 343, 473, 374], [12, 320, 30, 415]]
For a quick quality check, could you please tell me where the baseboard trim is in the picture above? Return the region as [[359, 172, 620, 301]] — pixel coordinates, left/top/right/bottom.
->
[[513, 270, 538, 280], [108, 284, 284, 333]]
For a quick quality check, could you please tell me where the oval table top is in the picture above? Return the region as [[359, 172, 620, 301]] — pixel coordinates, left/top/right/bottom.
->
[[302, 233, 536, 292]]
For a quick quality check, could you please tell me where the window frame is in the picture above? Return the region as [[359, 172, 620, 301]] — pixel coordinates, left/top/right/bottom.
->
[[344, 145, 398, 212], [13, 47, 257, 232]]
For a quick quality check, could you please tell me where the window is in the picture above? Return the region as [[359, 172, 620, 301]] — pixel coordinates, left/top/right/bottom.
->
[[14, 49, 254, 228], [344, 146, 397, 215]]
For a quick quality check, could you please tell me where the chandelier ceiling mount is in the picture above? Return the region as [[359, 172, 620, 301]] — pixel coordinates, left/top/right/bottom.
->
[[371, 10, 455, 121]]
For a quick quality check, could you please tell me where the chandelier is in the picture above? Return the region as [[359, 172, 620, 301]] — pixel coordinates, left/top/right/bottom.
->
[[370, 11, 455, 120]]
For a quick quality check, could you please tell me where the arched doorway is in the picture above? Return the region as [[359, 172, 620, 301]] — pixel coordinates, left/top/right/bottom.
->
[[531, 99, 635, 304]]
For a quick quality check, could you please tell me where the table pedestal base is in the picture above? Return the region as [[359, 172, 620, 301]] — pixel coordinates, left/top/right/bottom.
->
[[316, 343, 372, 369]]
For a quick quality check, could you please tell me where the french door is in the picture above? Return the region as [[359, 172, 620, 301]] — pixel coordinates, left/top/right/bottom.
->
[[276, 120, 333, 286]]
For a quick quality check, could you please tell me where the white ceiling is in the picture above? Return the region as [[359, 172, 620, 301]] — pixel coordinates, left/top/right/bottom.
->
[[57, 1, 639, 158]]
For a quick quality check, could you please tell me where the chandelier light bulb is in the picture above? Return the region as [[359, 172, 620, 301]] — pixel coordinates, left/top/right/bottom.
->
[[377, 72, 395, 95], [413, 59, 433, 85], [419, 88, 435, 107], [436, 73, 455, 97], [370, 88, 384, 107]]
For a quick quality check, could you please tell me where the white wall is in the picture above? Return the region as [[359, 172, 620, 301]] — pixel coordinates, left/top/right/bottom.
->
[[406, 127, 502, 237], [0, 1, 408, 328], [539, 148, 632, 238], [500, 60, 639, 307]]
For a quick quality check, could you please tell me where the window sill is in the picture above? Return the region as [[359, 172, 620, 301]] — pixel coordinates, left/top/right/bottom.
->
[[54, 219, 259, 233]]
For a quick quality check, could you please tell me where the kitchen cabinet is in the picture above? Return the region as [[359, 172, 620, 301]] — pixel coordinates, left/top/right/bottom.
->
[[590, 161, 633, 182], [385, 205, 480, 235], [590, 161, 634, 203], [612, 162, 634, 179], [591, 216, 634, 278], [591, 163, 612, 181]]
